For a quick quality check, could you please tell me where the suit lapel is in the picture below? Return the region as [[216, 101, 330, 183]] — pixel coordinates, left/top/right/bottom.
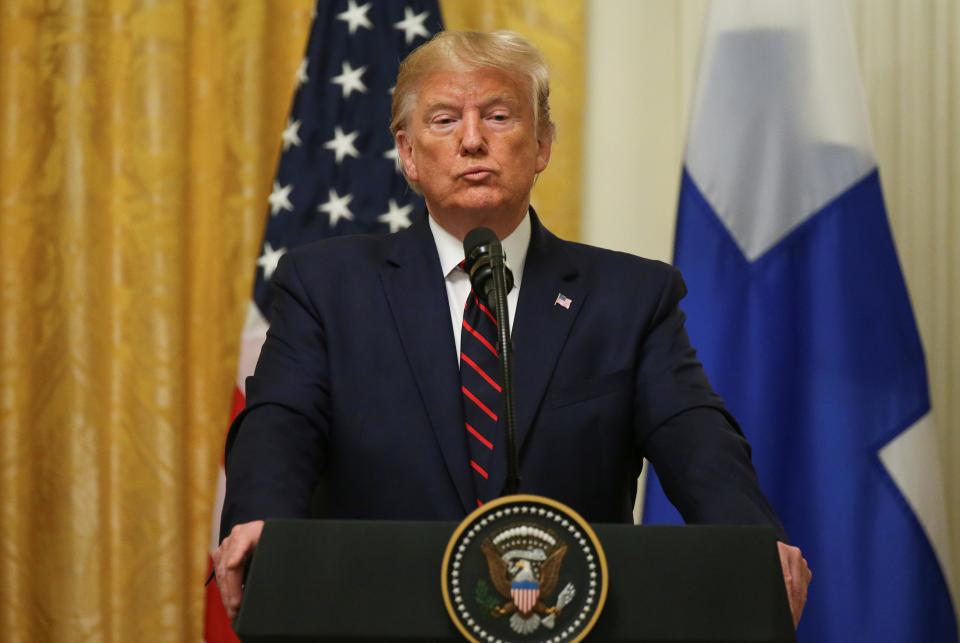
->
[[487, 213, 586, 496], [380, 216, 474, 514]]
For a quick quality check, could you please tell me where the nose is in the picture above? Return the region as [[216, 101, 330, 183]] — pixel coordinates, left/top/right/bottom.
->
[[459, 111, 485, 155]]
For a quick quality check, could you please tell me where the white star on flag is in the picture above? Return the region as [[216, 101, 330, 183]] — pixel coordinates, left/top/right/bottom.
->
[[323, 126, 361, 164], [318, 188, 354, 226], [383, 144, 400, 172], [378, 199, 414, 232], [394, 7, 430, 45], [331, 61, 368, 98], [268, 181, 294, 216], [296, 58, 309, 86], [336, 0, 373, 35], [281, 118, 302, 151], [257, 242, 287, 280]]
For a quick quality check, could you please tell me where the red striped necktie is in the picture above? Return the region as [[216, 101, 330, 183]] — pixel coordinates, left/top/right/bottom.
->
[[459, 289, 502, 506]]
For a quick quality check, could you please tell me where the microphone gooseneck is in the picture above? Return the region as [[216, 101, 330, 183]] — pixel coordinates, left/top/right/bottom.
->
[[462, 227, 520, 496]]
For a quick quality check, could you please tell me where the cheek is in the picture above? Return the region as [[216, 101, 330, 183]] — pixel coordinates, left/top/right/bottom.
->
[[414, 150, 442, 178], [508, 137, 540, 163]]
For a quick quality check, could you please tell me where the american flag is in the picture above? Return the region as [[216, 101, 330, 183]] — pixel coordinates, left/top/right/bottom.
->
[[204, 2, 443, 640]]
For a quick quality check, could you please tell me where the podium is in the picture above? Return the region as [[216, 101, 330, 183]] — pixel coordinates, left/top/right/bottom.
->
[[234, 520, 795, 642]]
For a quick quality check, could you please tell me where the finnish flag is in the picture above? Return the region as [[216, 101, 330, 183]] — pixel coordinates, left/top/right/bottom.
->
[[642, 1, 958, 640]]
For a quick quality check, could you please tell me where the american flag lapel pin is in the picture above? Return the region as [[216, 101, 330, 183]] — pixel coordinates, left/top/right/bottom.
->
[[554, 292, 573, 309]]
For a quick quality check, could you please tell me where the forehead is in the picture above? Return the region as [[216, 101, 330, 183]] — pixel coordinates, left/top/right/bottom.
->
[[414, 66, 531, 110]]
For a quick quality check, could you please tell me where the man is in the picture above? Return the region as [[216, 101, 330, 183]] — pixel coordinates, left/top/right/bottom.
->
[[215, 30, 811, 626]]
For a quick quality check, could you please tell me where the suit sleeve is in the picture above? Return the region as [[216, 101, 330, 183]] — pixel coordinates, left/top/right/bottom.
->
[[219, 253, 330, 542], [635, 266, 786, 540]]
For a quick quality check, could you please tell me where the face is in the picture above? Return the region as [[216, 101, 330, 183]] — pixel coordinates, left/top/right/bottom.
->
[[395, 67, 552, 237]]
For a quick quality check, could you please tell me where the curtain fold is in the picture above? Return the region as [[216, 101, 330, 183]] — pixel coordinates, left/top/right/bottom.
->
[[0, 1, 315, 640]]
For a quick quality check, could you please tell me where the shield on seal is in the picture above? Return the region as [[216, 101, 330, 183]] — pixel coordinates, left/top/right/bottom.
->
[[511, 580, 540, 615]]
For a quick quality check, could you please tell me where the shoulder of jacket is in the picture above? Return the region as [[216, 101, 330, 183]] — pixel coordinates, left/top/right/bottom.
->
[[559, 239, 679, 283]]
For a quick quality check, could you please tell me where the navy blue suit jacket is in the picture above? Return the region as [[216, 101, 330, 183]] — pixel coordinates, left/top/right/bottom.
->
[[220, 212, 783, 540]]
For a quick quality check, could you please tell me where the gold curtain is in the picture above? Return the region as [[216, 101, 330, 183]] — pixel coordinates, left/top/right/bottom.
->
[[0, 1, 584, 641], [0, 1, 315, 640]]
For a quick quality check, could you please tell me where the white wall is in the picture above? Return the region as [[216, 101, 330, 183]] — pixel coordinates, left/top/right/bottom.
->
[[582, 0, 708, 262]]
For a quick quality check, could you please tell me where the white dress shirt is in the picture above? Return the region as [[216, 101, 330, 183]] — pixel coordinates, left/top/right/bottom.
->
[[428, 212, 531, 364]]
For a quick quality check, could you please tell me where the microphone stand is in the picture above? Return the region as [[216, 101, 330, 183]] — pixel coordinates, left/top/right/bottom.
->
[[488, 243, 521, 496]]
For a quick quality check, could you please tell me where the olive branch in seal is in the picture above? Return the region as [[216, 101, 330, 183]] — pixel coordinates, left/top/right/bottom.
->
[[474, 579, 502, 612]]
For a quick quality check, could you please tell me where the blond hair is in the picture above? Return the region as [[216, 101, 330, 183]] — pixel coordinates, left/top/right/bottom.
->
[[389, 30, 555, 143]]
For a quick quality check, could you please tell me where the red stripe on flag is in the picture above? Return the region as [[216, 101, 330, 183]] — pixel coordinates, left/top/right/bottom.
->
[[470, 459, 490, 479], [466, 423, 494, 450], [461, 353, 502, 392], [462, 320, 498, 357], [229, 387, 246, 423], [462, 386, 498, 421]]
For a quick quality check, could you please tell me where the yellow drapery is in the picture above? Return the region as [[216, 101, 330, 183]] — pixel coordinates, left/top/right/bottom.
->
[[0, 1, 584, 640]]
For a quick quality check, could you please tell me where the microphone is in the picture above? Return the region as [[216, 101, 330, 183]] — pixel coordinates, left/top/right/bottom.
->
[[462, 227, 520, 496], [462, 227, 514, 313]]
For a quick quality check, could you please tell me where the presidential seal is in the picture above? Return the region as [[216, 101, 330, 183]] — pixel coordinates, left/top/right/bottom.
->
[[441, 495, 608, 643]]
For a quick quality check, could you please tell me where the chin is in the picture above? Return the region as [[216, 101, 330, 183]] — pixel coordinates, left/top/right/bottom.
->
[[451, 190, 509, 213]]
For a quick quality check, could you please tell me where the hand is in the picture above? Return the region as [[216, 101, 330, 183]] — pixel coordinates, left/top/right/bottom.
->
[[777, 541, 812, 628], [212, 520, 265, 621]]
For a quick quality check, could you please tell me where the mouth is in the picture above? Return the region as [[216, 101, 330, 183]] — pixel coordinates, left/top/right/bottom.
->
[[459, 167, 494, 181]]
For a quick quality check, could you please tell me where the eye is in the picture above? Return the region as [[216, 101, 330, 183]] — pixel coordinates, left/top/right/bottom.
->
[[428, 113, 459, 130]]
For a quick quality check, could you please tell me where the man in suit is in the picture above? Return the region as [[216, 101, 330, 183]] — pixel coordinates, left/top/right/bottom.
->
[[214, 30, 811, 625]]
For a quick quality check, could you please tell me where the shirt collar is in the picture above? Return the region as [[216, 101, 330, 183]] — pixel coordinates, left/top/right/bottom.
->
[[428, 211, 531, 286]]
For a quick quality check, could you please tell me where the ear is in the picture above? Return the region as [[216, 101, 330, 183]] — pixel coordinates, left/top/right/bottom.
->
[[395, 130, 419, 182], [534, 131, 552, 174]]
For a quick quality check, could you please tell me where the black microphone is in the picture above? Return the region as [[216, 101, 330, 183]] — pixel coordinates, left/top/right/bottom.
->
[[462, 227, 520, 496], [462, 227, 514, 313]]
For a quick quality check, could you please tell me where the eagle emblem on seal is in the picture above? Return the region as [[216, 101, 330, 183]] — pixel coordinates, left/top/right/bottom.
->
[[478, 525, 576, 635]]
